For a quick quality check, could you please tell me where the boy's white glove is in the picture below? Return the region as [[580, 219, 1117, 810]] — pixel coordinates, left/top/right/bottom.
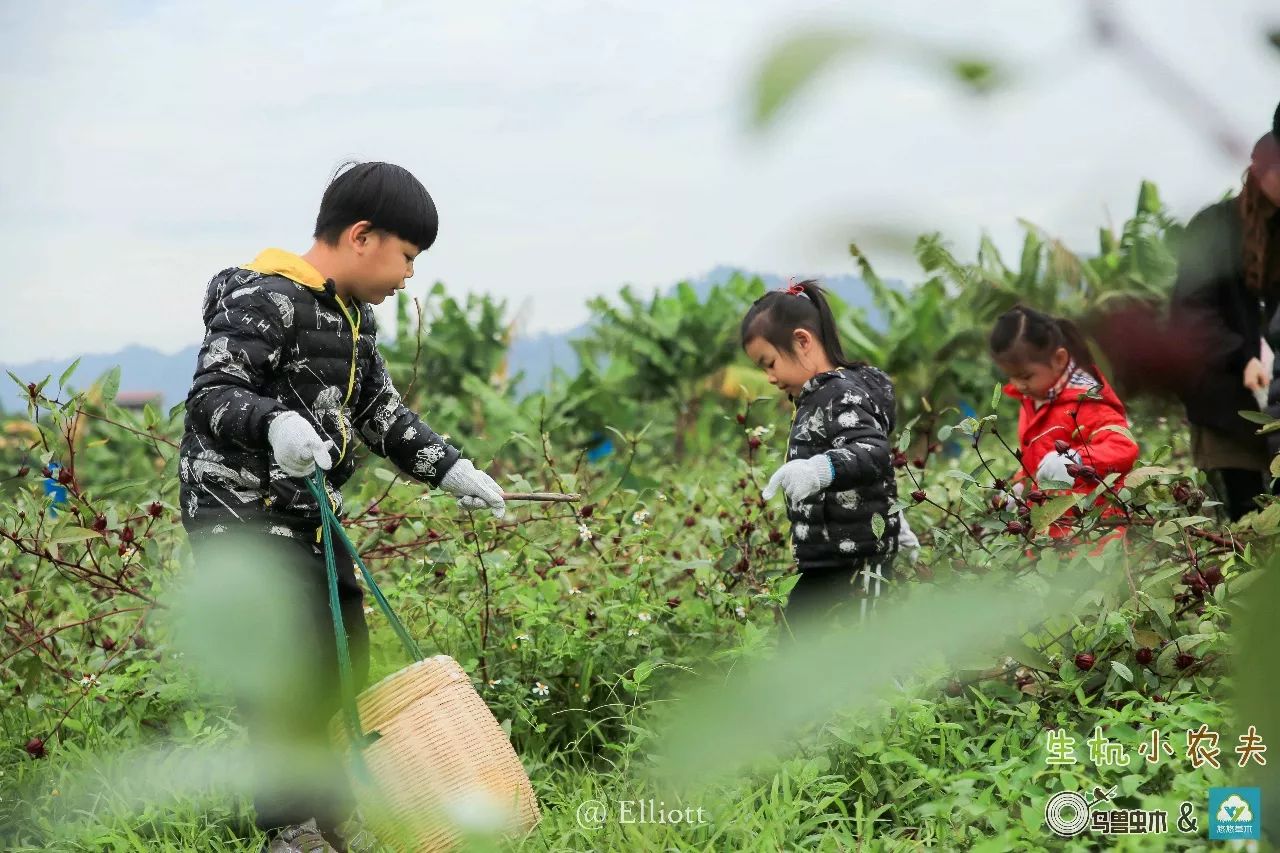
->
[[897, 513, 920, 562], [762, 455, 835, 503], [440, 458, 506, 518], [1036, 449, 1081, 486], [267, 412, 335, 477]]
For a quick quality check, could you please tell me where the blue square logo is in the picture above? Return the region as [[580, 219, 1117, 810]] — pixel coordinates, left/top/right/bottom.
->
[[1208, 787, 1261, 840]]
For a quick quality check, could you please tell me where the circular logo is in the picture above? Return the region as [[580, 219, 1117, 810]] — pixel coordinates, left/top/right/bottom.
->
[[1045, 791, 1091, 838]]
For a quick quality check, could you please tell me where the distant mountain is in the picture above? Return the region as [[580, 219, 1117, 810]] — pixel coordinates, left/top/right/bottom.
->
[[0, 267, 888, 411]]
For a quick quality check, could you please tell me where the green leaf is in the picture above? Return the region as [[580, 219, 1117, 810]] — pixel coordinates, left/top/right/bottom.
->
[[1137, 180, 1162, 214], [752, 30, 865, 127], [990, 383, 1003, 412], [1110, 661, 1133, 683], [1271, 454, 1280, 479], [59, 358, 82, 390], [50, 527, 104, 544], [1094, 424, 1134, 442], [99, 366, 121, 405], [945, 56, 1002, 95], [1237, 410, 1275, 426], [937, 424, 953, 442], [871, 513, 886, 541], [1031, 495, 1077, 534], [1007, 641, 1053, 672]]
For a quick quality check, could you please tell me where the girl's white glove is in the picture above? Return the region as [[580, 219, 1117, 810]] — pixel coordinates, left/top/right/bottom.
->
[[1036, 449, 1081, 486], [440, 458, 506, 518], [1003, 481, 1024, 512], [267, 412, 335, 477], [897, 513, 920, 562], [762, 455, 835, 503]]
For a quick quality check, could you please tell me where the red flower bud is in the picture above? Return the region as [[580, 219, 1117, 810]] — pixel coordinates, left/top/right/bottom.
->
[[912, 490, 927, 503], [579, 504, 595, 519], [736, 414, 746, 425], [684, 517, 696, 527], [666, 596, 681, 609], [25, 736, 45, 758], [147, 502, 163, 518], [91, 514, 108, 532], [1054, 440, 1070, 454], [1135, 647, 1153, 666], [892, 451, 908, 469], [1074, 652, 1096, 671], [1175, 653, 1195, 670], [57, 468, 73, 486], [748, 437, 762, 450], [119, 526, 134, 543]]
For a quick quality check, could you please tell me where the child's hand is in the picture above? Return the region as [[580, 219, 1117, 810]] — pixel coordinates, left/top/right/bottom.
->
[[762, 456, 835, 503], [267, 412, 335, 477], [1035, 449, 1080, 486], [440, 459, 507, 518]]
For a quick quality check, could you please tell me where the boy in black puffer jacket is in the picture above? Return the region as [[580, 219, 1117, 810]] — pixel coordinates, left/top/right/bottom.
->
[[180, 161, 505, 852]]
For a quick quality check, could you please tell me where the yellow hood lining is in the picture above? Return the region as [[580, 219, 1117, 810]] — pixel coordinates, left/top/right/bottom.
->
[[243, 248, 327, 290]]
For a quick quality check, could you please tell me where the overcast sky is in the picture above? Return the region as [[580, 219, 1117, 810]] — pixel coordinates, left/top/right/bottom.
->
[[0, 0, 1276, 364]]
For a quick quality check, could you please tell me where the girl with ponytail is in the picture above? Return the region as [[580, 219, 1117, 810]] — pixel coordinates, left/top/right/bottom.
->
[[742, 280, 908, 630], [989, 305, 1139, 538]]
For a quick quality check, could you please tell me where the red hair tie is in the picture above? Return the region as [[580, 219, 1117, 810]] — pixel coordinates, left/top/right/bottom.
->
[[782, 277, 807, 296]]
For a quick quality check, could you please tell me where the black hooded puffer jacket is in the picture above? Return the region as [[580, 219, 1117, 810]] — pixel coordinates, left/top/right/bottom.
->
[[179, 249, 460, 537]]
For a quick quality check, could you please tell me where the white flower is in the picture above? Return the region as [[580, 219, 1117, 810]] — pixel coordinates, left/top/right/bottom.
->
[[637, 612, 652, 623], [531, 681, 550, 697], [631, 510, 650, 525], [488, 678, 502, 686], [657, 493, 668, 502], [363, 606, 374, 615], [79, 674, 99, 688], [627, 628, 640, 637], [735, 606, 747, 619], [515, 634, 530, 642], [749, 425, 770, 438], [440, 434, 451, 442], [578, 523, 593, 542], [715, 582, 726, 592], [569, 586, 581, 595]]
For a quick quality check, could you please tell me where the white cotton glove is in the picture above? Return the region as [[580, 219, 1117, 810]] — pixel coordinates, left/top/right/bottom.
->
[[762, 455, 835, 503], [439, 458, 506, 519], [1036, 449, 1081, 486], [897, 513, 920, 563], [1003, 481, 1024, 512], [267, 412, 334, 478]]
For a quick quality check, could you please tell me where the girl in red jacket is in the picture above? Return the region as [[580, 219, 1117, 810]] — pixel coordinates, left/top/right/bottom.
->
[[990, 305, 1139, 538]]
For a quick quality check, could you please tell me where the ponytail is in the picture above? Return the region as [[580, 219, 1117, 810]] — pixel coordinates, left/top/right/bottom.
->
[[740, 279, 864, 369], [990, 305, 1099, 380]]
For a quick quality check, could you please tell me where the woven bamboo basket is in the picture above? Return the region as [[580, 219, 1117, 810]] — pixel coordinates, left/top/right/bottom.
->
[[329, 655, 540, 852]]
